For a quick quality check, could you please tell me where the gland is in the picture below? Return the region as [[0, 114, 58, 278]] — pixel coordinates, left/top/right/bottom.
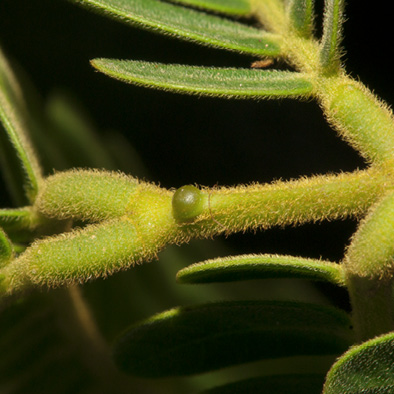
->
[[172, 185, 205, 223]]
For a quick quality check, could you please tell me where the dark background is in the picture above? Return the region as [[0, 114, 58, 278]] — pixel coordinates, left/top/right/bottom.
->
[[0, 0, 391, 266]]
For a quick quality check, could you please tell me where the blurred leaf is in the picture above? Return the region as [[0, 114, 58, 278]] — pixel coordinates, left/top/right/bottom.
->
[[202, 373, 325, 394], [0, 207, 60, 246], [286, 0, 315, 38], [323, 331, 394, 394], [114, 300, 354, 377], [91, 60, 313, 98], [0, 292, 90, 394], [72, 0, 281, 55], [0, 227, 13, 267], [0, 47, 42, 204], [320, 0, 345, 75], [45, 91, 116, 170], [167, 0, 251, 16], [0, 289, 140, 394], [0, 207, 37, 232], [101, 130, 148, 176], [176, 254, 345, 286], [1, 59, 70, 176]]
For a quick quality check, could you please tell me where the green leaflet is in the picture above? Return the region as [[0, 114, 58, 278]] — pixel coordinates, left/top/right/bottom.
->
[[72, 0, 280, 55], [168, 0, 251, 16], [323, 331, 394, 393], [202, 374, 326, 394], [91, 59, 313, 98], [286, 0, 314, 38], [176, 254, 345, 286], [320, 0, 345, 75], [113, 300, 354, 377], [0, 47, 42, 204]]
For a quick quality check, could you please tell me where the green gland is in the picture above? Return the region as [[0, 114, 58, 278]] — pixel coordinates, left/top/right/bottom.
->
[[172, 185, 206, 223]]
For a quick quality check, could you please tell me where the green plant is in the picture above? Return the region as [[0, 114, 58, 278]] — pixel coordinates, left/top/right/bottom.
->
[[1, 0, 394, 392]]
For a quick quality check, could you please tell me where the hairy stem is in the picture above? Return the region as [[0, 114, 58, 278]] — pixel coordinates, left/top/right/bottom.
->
[[192, 169, 389, 235]]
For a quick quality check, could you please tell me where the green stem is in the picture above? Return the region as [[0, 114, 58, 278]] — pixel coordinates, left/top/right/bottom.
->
[[317, 77, 394, 164], [342, 190, 394, 340], [346, 275, 394, 342], [193, 169, 389, 235]]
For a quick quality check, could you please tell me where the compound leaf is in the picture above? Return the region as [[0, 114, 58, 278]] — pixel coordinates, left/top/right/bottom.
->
[[176, 254, 345, 286], [114, 300, 354, 377], [91, 59, 313, 98], [72, 0, 281, 55]]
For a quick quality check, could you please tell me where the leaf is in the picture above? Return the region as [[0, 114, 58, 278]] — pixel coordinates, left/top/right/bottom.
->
[[113, 300, 354, 377], [0, 46, 42, 204], [167, 0, 251, 16], [72, 0, 281, 56], [320, 0, 345, 75], [323, 331, 394, 394], [176, 254, 346, 286], [286, 0, 315, 38], [202, 374, 326, 394], [91, 60, 314, 98]]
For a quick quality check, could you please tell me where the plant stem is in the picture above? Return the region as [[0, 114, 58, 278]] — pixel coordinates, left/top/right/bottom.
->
[[346, 274, 394, 342], [195, 169, 388, 234], [317, 77, 394, 164]]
